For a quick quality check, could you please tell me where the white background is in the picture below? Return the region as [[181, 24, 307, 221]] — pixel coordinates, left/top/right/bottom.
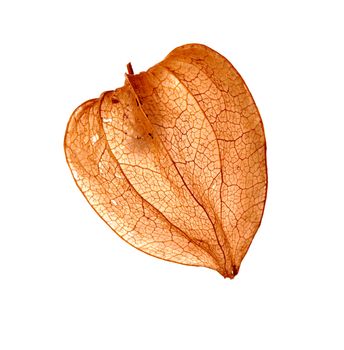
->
[[1, 0, 343, 349]]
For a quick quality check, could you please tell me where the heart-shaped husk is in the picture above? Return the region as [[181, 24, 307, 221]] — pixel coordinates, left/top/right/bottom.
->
[[64, 44, 267, 278]]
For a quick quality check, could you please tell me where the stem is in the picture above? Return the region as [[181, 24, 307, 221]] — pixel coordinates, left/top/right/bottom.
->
[[127, 62, 134, 75]]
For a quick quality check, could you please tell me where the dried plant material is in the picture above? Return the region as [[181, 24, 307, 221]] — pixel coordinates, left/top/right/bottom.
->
[[64, 44, 267, 278]]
